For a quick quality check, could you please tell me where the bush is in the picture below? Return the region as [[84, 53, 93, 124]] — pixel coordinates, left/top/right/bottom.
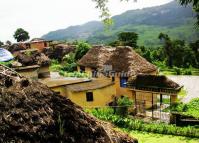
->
[[89, 107, 199, 138], [75, 41, 91, 61], [183, 69, 192, 75], [0, 61, 13, 67], [116, 96, 133, 117], [173, 67, 182, 75]]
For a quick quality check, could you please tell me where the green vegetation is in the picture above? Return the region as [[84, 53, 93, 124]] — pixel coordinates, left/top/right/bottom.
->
[[0, 61, 13, 67], [116, 96, 133, 116], [167, 98, 199, 119], [87, 107, 199, 138], [13, 28, 30, 42], [110, 32, 138, 48], [74, 41, 91, 61], [119, 129, 199, 143], [59, 71, 89, 78], [50, 41, 91, 78], [43, 1, 199, 47], [159, 67, 199, 75]]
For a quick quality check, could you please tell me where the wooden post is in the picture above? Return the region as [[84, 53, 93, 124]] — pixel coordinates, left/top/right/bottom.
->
[[152, 93, 154, 119], [160, 94, 163, 105], [135, 92, 137, 114], [160, 94, 162, 120]]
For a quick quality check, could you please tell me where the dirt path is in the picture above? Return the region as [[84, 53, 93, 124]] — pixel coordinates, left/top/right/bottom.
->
[[168, 75, 199, 103]]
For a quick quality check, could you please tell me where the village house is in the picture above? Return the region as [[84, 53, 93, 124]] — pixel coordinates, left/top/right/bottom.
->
[[127, 74, 182, 118], [40, 77, 116, 108], [21, 38, 52, 52], [77, 46, 158, 100], [11, 49, 51, 79]]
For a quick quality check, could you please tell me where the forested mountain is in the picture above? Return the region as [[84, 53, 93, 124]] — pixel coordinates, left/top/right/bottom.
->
[[42, 1, 199, 47]]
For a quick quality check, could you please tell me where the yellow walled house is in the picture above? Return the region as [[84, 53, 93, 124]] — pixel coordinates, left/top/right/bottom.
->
[[77, 46, 158, 100], [40, 78, 116, 108], [65, 79, 115, 108]]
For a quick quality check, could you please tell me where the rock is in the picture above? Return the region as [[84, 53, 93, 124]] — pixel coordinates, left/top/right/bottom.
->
[[11, 61, 22, 68]]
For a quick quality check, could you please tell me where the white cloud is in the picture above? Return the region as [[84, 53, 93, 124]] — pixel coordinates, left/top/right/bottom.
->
[[0, 0, 173, 42]]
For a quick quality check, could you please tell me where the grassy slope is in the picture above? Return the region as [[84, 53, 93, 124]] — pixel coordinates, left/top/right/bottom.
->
[[119, 129, 199, 143], [88, 19, 198, 47]]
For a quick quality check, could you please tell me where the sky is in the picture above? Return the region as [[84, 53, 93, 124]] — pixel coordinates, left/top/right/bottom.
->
[[0, 0, 173, 42]]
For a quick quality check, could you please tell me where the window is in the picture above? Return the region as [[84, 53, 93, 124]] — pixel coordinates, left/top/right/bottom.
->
[[86, 92, 93, 102], [120, 77, 128, 87], [92, 70, 98, 78], [80, 66, 85, 73], [112, 76, 115, 82], [44, 42, 47, 47]]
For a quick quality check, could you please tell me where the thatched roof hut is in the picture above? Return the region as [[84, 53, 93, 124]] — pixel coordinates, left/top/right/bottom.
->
[[78, 46, 157, 75], [105, 46, 157, 74], [127, 74, 182, 92], [78, 45, 113, 70]]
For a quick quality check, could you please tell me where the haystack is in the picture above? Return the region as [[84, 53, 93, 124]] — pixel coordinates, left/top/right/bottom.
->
[[0, 65, 137, 143]]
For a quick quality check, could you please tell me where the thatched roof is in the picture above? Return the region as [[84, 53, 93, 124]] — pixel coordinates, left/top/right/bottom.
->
[[105, 46, 157, 74], [78, 46, 157, 75], [30, 38, 52, 43], [78, 45, 113, 69], [127, 74, 182, 91], [66, 79, 114, 92]]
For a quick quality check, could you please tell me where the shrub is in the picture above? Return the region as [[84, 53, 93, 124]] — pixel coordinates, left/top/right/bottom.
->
[[183, 69, 192, 75], [116, 96, 133, 117], [173, 67, 182, 75], [88, 107, 199, 138]]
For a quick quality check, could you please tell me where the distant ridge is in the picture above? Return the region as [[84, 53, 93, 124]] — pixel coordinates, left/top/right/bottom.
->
[[42, 1, 199, 47]]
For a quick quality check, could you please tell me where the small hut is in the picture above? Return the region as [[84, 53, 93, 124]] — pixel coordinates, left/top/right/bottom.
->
[[127, 74, 182, 118], [78, 46, 157, 98]]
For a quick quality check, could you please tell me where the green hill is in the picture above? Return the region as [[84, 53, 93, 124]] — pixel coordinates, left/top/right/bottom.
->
[[42, 1, 199, 47]]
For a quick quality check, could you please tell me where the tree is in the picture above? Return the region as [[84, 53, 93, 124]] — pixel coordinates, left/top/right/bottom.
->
[[13, 28, 30, 42], [0, 41, 4, 46], [92, 0, 136, 24], [118, 32, 138, 48], [159, 33, 196, 68], [190, 40, 199, 67], [5, 40, 12, 45], [158, 33, 173, 67], [75, 41, 91, 61], [179, 0, 199, 25]]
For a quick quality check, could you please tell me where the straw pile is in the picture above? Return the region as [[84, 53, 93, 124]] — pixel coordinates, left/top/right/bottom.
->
[[0, 65, 137, 143]]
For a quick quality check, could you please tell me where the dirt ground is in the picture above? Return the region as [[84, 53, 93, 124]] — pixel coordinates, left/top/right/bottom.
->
[[0, 65, 137, 143]]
